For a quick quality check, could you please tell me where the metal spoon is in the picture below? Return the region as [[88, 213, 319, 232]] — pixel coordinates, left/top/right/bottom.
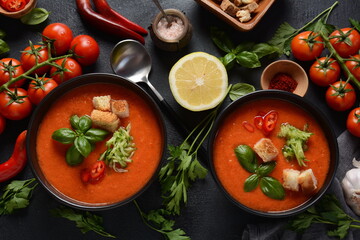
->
[[110, 40, 207, 163], [151, 0, 172, 26]]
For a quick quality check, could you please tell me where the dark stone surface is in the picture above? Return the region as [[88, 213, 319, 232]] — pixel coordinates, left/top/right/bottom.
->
[[0, 0, 358, 239]]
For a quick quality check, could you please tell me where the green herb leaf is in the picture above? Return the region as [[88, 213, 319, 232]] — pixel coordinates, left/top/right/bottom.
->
[[85, 128, 109, 143], [233, 42, 255, 54], [257, 162, 276, 177], [0, 29, 5, 39], [244, 174, 260, 192], [260, 176, 285, 200], [0, 39, 10, 55], [77, 115, 92, 133], [70, 115, 80, 130], [20, 8, 50, 25], [251, 43, 279, 59], [74, 136, 92, 157], [268, 22, 297, 56], [0, 179, 38, 215], [51, 206, 116, 238], [350, 18, 360, 32], [229, 83, 255, 101], [220, 52, 236, 68], [234, 145, 258, 173], [236, 51, 261, 68], [308, 19, 335, 37], [52, 128, 76, 144], [65, 145, 84, 166], [210, 26, 234, 53]]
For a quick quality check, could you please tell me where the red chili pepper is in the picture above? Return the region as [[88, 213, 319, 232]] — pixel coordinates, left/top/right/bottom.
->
[[253, 115, 263, 130], [263, 110, 278, 134], [242, 121, 255, 133], [75, 0, 145, 44], [0, 130, 27, 182], [81, 160, 106, 184], [92, 0, 148, 35]]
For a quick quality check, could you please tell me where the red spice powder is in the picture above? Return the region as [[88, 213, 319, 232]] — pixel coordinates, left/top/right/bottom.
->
[[269, 73, 298, 92]]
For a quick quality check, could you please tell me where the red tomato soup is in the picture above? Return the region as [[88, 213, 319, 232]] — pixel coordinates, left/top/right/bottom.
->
[[36, 83, 163, 204], [212, 99, 330, 212]]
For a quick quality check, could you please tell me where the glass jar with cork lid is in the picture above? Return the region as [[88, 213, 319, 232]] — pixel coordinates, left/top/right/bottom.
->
[[150, 9, 192, 51]]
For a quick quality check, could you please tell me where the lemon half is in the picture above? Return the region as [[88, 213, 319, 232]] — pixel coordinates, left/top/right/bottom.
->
[[169, 52, 228, 112]]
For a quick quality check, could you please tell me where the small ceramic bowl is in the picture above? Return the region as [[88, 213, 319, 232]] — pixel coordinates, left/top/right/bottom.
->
[[261, 60, 309, 97], [0, 0, 36, 18]]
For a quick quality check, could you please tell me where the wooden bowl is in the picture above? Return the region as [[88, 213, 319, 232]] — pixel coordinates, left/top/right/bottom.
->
[[0, 0, 36, 19], [194, 0, 275, 31], [261, 60, 309, 97]]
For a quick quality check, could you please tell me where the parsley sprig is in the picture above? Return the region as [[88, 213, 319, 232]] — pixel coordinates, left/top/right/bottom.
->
[[0, 178, 38, 215]]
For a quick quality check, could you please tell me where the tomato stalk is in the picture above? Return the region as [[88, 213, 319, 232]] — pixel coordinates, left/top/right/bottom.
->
[[321, 32, 360, 91]]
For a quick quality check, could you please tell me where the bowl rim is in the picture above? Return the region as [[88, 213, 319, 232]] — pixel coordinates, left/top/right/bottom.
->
[[207, 90, 339, 217], [27, 73, 167, 211]]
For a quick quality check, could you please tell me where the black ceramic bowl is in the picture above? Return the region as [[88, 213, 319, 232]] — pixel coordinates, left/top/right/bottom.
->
[[208, 90, 338, 217], [27, 73, 166, 211]]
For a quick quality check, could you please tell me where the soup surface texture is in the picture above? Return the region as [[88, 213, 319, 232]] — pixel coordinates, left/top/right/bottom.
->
[[36, 83, 163, 204], [213, 99, 330, 212]]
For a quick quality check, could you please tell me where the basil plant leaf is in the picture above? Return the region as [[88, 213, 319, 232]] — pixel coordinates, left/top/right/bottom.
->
[[233, 42, 255, 54], [210, 26, 234, 53], [78, 115, 92, 133], [220, 52, 236, 68], [236, 51, 261, 68], [66, 145, 84, 166], [20, 8, 50, 25], [229, 83, 255, 101], [70, 115, 80, 130], [260, 176, 285, 200], [257, 162, 276, 177], [52, 128, 76, 144], [74, 136, 92, 157], [234, 145, 258, 173], [0, 39, 10, 55], [244, 174, 260, 192], [85, 129, 109, 143], [251, 43, 279, 59]]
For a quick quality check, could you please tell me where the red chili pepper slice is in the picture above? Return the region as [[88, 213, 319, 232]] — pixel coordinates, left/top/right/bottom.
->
[[0, 130, 27, 182], [253, 116, 263, 130], [242, 121, 254, 133], [263, 110, 278, 134], [90, 160, 106, 183], [80, 169, 91, 184]]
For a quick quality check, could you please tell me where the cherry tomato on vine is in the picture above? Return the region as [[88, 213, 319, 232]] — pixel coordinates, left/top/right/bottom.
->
[[42, 23, 73, 56], [0, 58, 25, 87], [325, 81, 356, 111], [329, 28, 360, 57], [0, 88, 32, 120], [49, 58, 82, 84], [345, 54, 360, 81], [347, 107, 360, 137], [291, 31, 324, 61], [70, 35, 100, 66], [20, 44, 50, 76], [1, 0, 26, 12], [27, 77, 58, 105], [0, 114, 5, 134], [309, 57, 341, 86]]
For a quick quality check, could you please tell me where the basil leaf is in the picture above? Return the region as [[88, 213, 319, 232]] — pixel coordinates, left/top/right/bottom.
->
[[210, 26, 234, 53], [234, 145, 258, 173], [229, 83, 255, 101], [52, 128, 76, 144], [78, 115, 92, 133], [0, 39, 10, 55], [70, 115, 80, 130], [74, 136, 92, 157], [251, 43, 279, 59], [236, 51, 261, 68], [260, 176, 285, 200], [0, 29, 5, 39], [85, 128, 109, 143], [257, 162, 276, 177], [20, 8, 50, 25], [244, 174, 260, 192], [233, 42, 255, 54], [220, 52, 236, 68], [65, 145, 84, 166], [350, 18, 360, 32]]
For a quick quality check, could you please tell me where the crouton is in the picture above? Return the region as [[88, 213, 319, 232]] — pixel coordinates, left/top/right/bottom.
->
[[233, 0, 242, 7], [242, 0, 256, 4], [236, 9, 251, 22], [240, 2, 259, 13], [282, 169, 300, 191], [253, 138, 279, 162], [111, 100, 129, 118], [90, 109, 120, 133], [93, 95, 111, 111], [220, 0, 240, 17], [298, 169, 318, 194]]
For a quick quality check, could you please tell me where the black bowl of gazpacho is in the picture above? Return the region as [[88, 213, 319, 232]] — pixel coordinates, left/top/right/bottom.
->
[[208, 90, 338, 217], [27, 73, 166, 210]]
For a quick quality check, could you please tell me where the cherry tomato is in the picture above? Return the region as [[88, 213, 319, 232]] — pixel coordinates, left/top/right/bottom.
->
[[2, 0, 26, 12], [263, 110, 278, 134], [347, 107, 360, 137], [325, 81, 356, 111], [0, 114, 5, 134], [42, 23, 73, 56], [345, 54, 360, 81], [49, 58, 82, 84], [242, 121, 254, 133], [20, 44, 50, 76], [28, 77, 58, 105], [309, 57, 341, 86], [70, 35, 100, 66], [291, 31, 324, 61], [0, 58, 25, 88], [329, 28, 360, 57], [0, 88, 32, 120]]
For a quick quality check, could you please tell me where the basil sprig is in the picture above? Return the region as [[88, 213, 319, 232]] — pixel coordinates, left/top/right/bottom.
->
[[52, 115, 108, 166], [234, 144, 285, 200]]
